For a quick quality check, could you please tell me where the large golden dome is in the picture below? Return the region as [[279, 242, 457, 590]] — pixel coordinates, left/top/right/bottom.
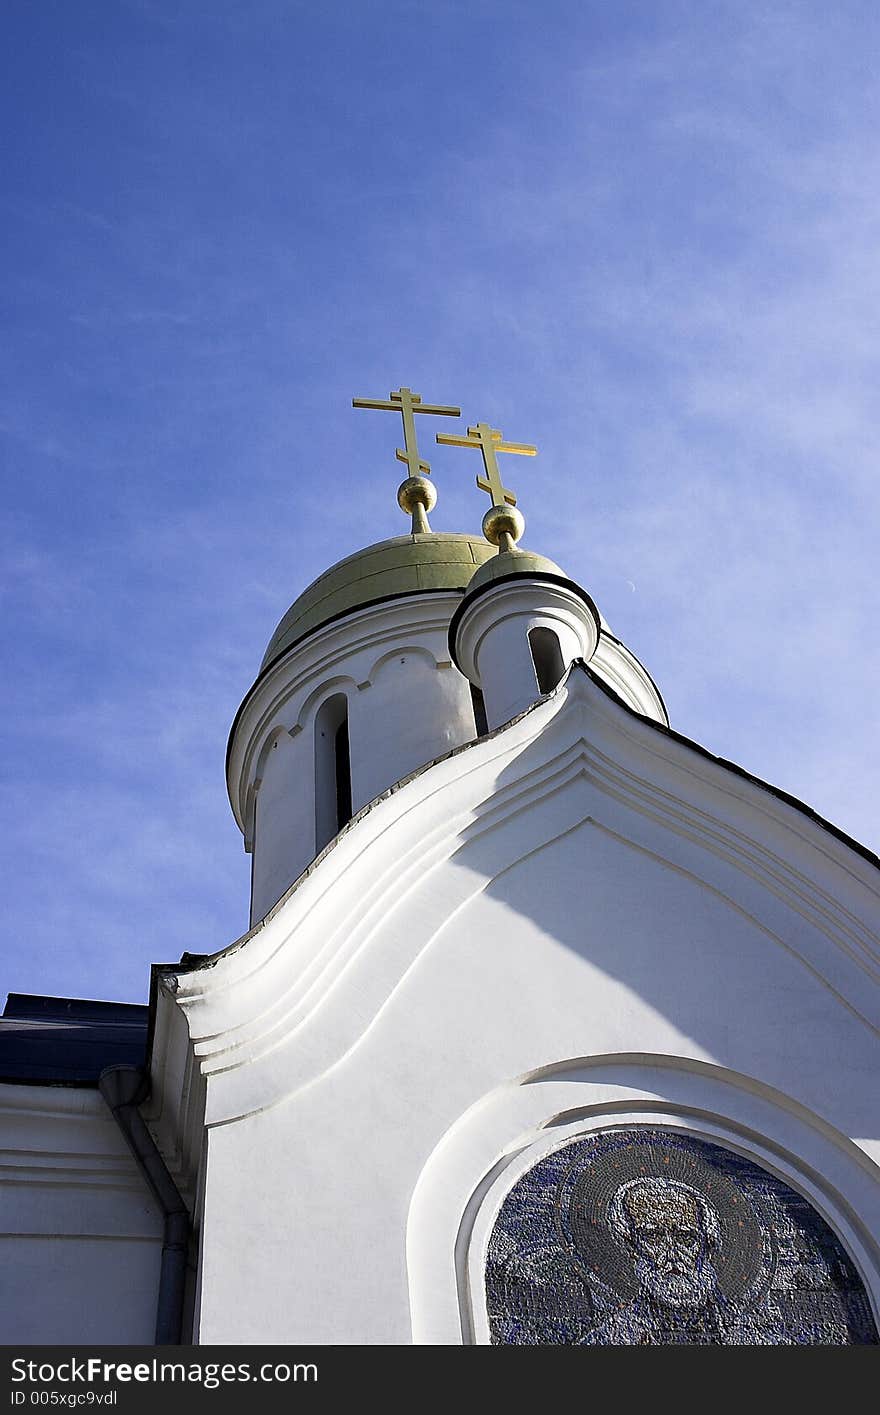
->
[[260, 532, 496, 672]]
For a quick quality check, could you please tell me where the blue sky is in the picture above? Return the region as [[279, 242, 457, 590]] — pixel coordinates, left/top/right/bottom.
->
[[2, 0, 878, 1004]]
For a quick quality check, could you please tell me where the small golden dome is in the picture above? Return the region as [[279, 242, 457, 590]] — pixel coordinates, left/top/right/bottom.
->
[[463, 546, 568, 598]]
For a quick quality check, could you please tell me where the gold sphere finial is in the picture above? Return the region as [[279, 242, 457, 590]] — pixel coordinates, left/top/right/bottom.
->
[[482, 503, 525, 554], [398, 474, 437, 534]]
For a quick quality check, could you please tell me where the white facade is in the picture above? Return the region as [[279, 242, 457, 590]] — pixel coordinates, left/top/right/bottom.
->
[[0, 1084, 163, 1343], [165, 582, 880, 1342], [3, 529, 879, 1345]]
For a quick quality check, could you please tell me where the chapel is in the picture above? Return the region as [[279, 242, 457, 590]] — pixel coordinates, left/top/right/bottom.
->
[[2, 390, 879, 1345]]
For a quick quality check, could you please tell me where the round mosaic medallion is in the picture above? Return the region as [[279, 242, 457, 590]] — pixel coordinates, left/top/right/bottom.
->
[[485, 1129, 878, 1345]]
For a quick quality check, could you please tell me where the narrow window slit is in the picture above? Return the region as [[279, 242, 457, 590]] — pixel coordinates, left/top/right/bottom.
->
[[529, 627, 565, 695], [334, 717, 352, 829], [470, 683, 489, 738], [315, 693, 351, 851]]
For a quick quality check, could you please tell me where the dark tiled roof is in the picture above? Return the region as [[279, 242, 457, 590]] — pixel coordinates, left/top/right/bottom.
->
[[0, 993, 149, 1086]]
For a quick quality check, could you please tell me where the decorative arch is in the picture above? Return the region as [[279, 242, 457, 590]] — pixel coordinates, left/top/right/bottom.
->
[[242, 676, 361, 842], [362, 643, 443, 686], [253, 723, 289, 784], [406, 1056, 880, 1345], [244, 725, 290, 849], [292, 674, 360, 737]]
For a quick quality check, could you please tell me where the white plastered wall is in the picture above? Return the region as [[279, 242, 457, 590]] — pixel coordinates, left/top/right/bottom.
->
[[0, 1084, 163, 1343], [162, 666, 880, 1344]]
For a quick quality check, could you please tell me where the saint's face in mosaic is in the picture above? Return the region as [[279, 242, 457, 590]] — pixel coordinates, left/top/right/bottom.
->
[[607, 1177, 721, 1310]]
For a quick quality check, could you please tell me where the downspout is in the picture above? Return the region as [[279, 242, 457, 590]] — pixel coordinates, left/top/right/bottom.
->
[[99, 1064, 191, 1346]]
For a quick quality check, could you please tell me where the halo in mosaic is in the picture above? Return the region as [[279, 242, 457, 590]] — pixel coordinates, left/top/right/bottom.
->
[[485, 1128, 878, 1345]]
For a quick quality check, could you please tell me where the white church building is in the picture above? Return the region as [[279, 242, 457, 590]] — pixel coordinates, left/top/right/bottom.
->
[[2, 391, 879, 1345]]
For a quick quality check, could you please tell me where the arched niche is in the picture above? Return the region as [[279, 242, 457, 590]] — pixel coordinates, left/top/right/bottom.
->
[[406, 1057, 880, 1345]]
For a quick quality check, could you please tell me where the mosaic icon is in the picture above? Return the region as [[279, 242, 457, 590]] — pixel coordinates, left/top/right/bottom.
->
[[485, 1129, 878, 1345]]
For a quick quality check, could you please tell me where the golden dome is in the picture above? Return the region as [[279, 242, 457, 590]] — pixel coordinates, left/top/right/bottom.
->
[[260, 532, 496, 672]]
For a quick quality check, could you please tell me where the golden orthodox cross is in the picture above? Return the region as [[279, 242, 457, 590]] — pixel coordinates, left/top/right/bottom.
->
[[435, 421, 537, 507], [352, 387, 461, 479]]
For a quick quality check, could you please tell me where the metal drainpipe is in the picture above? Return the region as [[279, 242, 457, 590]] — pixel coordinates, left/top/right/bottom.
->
[[99, 1064, 191, 1346]]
